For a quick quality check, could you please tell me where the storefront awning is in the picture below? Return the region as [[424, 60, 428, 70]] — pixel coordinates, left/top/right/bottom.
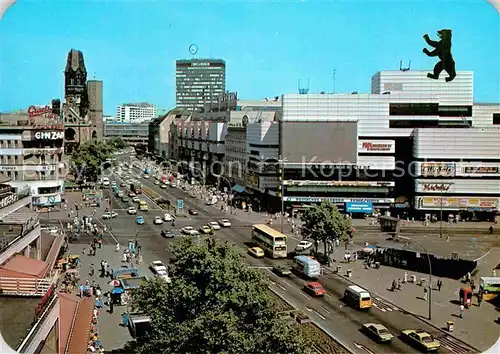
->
[[232, 184, 245, 193]]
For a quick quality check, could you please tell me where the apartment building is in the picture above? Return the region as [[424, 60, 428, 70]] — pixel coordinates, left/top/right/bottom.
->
[[116, 102, 157, 123]]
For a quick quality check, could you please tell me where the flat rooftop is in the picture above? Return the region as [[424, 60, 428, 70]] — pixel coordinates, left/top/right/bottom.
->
[[0, 297, 40, 350]]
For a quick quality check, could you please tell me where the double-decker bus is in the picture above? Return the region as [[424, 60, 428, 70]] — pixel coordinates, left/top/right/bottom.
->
[[251, 224, 287, 258]]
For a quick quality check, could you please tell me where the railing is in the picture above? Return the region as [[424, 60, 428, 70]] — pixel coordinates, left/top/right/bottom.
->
[[0, 277, 53, 296]]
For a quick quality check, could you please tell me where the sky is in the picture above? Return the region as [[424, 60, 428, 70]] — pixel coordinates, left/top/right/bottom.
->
[[1, 0, 499, 115]]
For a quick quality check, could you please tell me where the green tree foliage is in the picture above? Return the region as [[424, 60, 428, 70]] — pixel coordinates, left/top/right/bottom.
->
[[107, 137, 127, 151], [131, 237, 309, 354], [300, 201, 352, 257], [71, 140, 115, 182]]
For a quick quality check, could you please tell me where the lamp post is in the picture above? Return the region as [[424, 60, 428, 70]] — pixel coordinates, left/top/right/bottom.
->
[[399, 235, 433, 320], [278, 156, 287, 233]]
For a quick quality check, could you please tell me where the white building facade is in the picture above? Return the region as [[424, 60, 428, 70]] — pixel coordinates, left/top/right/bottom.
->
[[116, 102, 157, 123]]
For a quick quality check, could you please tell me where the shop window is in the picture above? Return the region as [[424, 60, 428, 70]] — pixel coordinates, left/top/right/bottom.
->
[[493, 113, 500, 125]]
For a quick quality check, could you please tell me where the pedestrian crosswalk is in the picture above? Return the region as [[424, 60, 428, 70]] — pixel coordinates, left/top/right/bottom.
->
[[434, 334, 477, 354], [371, 297, 400, 312]]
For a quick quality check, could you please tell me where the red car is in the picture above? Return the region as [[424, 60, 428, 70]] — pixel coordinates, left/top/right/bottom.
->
[[303, 282, 326, 297]]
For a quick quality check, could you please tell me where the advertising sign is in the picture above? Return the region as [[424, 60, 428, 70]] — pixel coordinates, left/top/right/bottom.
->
[[33, 131, 64, 140], [417, 196, 499, 210], [461, 166, 499, 175], [283, 197, 394, 204], [177, 199, 184, 210], [420, 163, 455, 177], [0, 188, 31, 209], [28, 105, 59, 119], [283, 180, 395, 187], [345, 201, 373, 213], [21, 216, 39, 236], [358, 140, 395, 153], [418, 182, 453, 192]]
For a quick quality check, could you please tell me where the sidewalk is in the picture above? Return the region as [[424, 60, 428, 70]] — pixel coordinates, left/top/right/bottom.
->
[[325, 246, 500, 351]]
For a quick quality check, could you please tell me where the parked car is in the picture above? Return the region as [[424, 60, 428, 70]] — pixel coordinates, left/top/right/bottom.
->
[[132, 196, 140, 203], [273, 265, 292, 277], [128, 191, 136, 197], [181, 226, 199, 235], [154, 180, 160, 185], [199, 225, 213, 234], [295, 241, 314, 252], [156, 270, 172, 283], [122, 196, 130, 202], [188, 209, 198, 215], [161, 184, 168, 189], [218, 219, 231, 227], [136, 216, 145, 225], [362, 323, 394, 343], [102, 212, 117, 219], [400, 329, 440, 352], [208, 221, 221, 230], [163, 213, 173, 222], [303, 282, 326, 297], [248, 247, 265, 258], [127, 207, 137, 215], [153, 216, 163, 225], [150, 260, 167, 274]]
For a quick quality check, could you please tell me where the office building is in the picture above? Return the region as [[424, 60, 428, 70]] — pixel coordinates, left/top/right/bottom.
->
[[0, 110, 65, 208], [116, 102, 157, 123], [176, 59, 226, 112], [104, 122, 149, 145], [149, 108, 192, 160]]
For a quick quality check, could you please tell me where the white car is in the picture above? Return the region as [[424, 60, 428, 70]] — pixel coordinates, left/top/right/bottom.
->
[[164, 213, 173, 222], [171, 182, 177, 188], [218, 219, 231, 227], [295, 240, 314, 252], [127, 207, 137, 215], [132, 196, 140, 203], [150, 260, 167, 274], [160, 184, 168, 189], [156, 270, 172, 283], [154, 180, 160, 185], [103, 211, 118, 219], [208, 221, 221, 230], [143, 175, 150, 179], [154, 216, 163, 225], [182, 226, 199, 235]]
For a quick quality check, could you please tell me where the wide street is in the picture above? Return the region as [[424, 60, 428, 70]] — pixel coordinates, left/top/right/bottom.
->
[[96, 159, 480, 354]]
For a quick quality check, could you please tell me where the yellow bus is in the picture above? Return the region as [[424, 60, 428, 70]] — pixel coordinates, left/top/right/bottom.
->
[[251, 224, 287, 258], [344, 285, 372, 309], [139, 200, 149, 211]]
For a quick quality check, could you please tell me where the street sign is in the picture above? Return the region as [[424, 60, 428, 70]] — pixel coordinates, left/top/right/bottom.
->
[[177, 199, 184, 209]]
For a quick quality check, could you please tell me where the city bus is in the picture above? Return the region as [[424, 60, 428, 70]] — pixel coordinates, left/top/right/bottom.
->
[[344, 285, 373, 309], [251, 224, 287, 259], [479, 276, 500, 301], [139, 200, 149, 211]]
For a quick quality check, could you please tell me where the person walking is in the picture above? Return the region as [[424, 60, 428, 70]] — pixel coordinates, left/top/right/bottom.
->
[[89, 264, 95, 276], [477, 292, 483, 307], [106, 263, 111, 278], [459, 304, 464, 318], [423, 287, 428, 301], [437, 279, 443, 291]]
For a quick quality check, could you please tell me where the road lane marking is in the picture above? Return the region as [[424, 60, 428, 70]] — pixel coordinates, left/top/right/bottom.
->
[[311, 310, 326, 320], [300, 292, 312, 300], [282, 280, 292, 287], [353, 342, 375, 354], [277, 283, 287, 291], [325, 293, 332, 298], [320, 306, 331, 314]]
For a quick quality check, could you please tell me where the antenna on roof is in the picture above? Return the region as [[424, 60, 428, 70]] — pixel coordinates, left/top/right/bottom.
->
[[298, 79, 309, 94], [400, 60, 411, 72], [332, 69, 336, 93]]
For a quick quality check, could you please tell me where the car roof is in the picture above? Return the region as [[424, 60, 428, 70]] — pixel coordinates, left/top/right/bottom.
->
[[306, 281, 323, 287]]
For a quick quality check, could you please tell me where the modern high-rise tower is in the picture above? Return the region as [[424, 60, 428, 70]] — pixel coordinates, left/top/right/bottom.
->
[[175, 59, 226, 112]]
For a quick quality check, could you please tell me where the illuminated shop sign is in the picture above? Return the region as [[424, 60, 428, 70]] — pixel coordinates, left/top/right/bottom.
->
[[359, 140, 395, 153], [420, 163, 455, 177], [283, 180, 395, 187], [419, 183, 452, 192], [34, 131, 64, 140], [461, 166, 499, 174], [417, 196, 499, 210], [283, 196, 394, 204]]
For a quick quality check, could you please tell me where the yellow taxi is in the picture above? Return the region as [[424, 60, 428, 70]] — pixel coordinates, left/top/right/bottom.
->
[[401, 329, 440, 352], [248, 247, 265, 258]]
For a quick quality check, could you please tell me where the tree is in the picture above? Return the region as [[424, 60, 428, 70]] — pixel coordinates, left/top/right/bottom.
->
[[107, 137, 127, 151], [131, 237, 309, 354], [300, 201, 352, 262], [71, 140, 114, 182]]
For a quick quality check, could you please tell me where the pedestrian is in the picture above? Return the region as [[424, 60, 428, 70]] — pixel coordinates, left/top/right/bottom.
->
[[115, 243, 120, 252], [403, 272, 408, 283], [437, 279, 442, 291], [89, 264, 95, 276], [423, 287, 428, 301], [470, 279, 476, 293], [391, 279, 397, 292], [106, 264, 111, 278], [100, 260, 105, 277], [493, 268, 496, 277], [397, 278, 402, 290], [477, 292, 483, 307], [121, 312, 129, 327], [459, 304, 464, 318]]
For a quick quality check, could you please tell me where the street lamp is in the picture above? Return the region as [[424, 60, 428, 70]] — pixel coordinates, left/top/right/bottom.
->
[[398, 235, 432, 320], [278, 156, 288, 233]]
